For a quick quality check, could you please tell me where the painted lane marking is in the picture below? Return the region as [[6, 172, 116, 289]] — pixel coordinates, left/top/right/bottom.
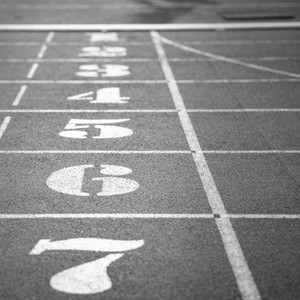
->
[[1, 214, 300, 219], [26, 32, 55, 80], [30, 238, 144, 294], [0, 150, 298, 154], [1, 79, 300, 84], [68, 87, 130, 104], [26, 63, 39, 79], [12, 85, 27, 106], [0, 150, 191, 154], [3, 40, 300, 46], [0, 116, 11, 140], [76, 64, 130, 78], [152, 31, 261, 300], [59, 119, 132, 139], [79, 46, 127, 57], [86, 32, 119, 42], [0, 109, 175, 113], [0, 109, 299, 113], [1, 22, 300, 31], [37, 45, 48, 59], [46, 165, 139, 196], [30, 238, 144, 254], [159, 35, 300, 79], [2, 57, 300, 63]]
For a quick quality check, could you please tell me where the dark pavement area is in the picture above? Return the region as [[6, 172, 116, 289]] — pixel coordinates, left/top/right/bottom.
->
[[0, 1, 300, 300]]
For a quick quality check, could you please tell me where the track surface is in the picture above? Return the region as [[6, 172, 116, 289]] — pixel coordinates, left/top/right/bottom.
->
[[0, 1, 300, 300]]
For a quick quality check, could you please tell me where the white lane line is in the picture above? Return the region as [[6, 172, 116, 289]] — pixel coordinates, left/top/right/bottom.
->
[[2, 57, 300, 63], [159, 35, 300, 79], [0, 109, 299, 113], [188, 109, 300, 112], [27, 32, 55, 79], [12, 85, 28, 106], [0, 58, 156, 62], [0, 214, 299, 219], [1, 79, 300, 84], [1, 22, 300, 31], [26, 63, 39, 79], [0, 116, 11, 140], [37, 45, 48, 59], [0, 150, 298, 154], [184, 40, 300, 46], [0, 150, 190, 154], [45, 31, 55, 43], [0, 214, 214, 219], [152, 31, 261, 300], [0, 109, 176, 113], [0, 80, 168, 84], [2, 40, 300, 46]]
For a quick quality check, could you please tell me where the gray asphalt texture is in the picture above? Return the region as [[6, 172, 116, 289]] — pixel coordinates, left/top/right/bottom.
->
[[1, 1, 300, 300]]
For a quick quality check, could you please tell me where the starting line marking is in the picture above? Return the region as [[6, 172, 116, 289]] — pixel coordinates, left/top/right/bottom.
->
[[1, 22, 300, 31], [0, 214, 299, 219], [152, 31, 261, 300]]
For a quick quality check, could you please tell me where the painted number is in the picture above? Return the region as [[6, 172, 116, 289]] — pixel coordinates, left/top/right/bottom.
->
[[58, 119, 133, 139], [86, 32, 119, 42], [67, 87, 129, 104], [30, 238, 144, 294], [79, 46, 127, 57], [46, 164, 139, 196], [76, 64, 130, 78]]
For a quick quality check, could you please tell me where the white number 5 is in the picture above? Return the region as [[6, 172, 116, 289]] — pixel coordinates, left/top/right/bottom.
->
[[59, 119, 133, 139]]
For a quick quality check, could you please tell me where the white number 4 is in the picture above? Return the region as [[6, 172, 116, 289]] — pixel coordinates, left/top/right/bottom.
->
[[67, 87, 130, 104], [59, 119, 133, 139]]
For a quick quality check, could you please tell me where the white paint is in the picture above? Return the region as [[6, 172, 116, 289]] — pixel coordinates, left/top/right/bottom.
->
[[1, 79, 300, 84], [0, 150, 298, 154], [151, 31, 261, 300], [45, 32, 55, 43], [2, 213, 300, 219], [12, 85, 27, 106], [46, 164, 139, 196], [76, 64, 130, 78], [0, 116, 11, 140], [86, 32, 119, 42], [67, 87, 130, 104], [26, 63, 39, 79], [30, 238, 144, 295], [51, 254, 124, 294], [59, 119, 132, 139], [37, 45, 48, 59], [79, 46, 127, 57], [0, 150, 190, 154], [0, 109, 174, 113], [1, 22, 300, 31], [159, 35, 300, 79], [30, 238, 144, 254]]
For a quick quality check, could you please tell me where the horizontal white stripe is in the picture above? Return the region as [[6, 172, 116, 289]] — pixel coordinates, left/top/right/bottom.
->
[[0, 214, 299, 219], [1, 22, 300, 31]]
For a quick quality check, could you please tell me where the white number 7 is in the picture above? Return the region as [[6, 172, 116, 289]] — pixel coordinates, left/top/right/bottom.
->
[[30, 238, 144, 295], [59, 119, 133, 139]]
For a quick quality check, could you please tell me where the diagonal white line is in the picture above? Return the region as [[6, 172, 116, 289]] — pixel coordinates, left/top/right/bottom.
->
[[0, 116, 11, 140], [12, 85, 28, 106], [159, 35, 300, 79], [151, 31, 261, 300]]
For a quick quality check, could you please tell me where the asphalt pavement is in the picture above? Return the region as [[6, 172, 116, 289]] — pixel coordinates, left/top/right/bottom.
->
[[0, 1, 300, 300]]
